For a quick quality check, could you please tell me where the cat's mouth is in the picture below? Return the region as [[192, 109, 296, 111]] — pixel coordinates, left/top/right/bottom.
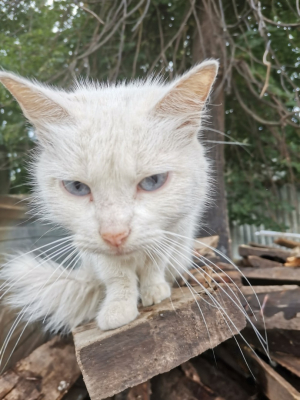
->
[[91, 244, 135, 257], [109, 247, 135, 256]]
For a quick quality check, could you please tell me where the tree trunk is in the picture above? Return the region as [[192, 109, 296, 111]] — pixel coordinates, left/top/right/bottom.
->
[[0, 145, 10, 195], [193, 0, 231, 257]]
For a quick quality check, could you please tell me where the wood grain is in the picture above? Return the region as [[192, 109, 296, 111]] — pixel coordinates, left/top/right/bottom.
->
[[243, 347, 300, 400], [274, 237, 300, 249], [239, 245, 291, 261], [240, 267, 300, 285], [271, 352, 300, 378], [241, 285, 300, 330], [0, 336, 81, 400], [247, 255, 283, 268], [73, 285, 246, 400]]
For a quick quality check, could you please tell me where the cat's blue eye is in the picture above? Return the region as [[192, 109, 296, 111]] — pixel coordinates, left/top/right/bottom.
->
[[138, 172, 168, 191], [62, 180, 91, 196]]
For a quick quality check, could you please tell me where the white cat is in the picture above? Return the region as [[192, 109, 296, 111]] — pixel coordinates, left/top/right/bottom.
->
[[0, 60, 218, 333]]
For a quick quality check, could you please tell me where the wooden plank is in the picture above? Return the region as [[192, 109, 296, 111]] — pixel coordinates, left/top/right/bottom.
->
[[176, 268, 241, 288], [247, 255, 282, 268], [271, 352, 300, 378], [126, 382, 151, 400], [239, 245, 291, 261], [191, 356, 251, 400], [240, 285, 300, 330], [0, 336, 81, 400], [0, 303, 49, 372], [73, 285, 246, 400], [151, 367, 219, 400], [62, 376, 89, 400], [274, 237, 300, 249], [285, 257, 300, 268], [249, 242, 271, 248], [194, 235, 219, 258], [240, 267, 300, 285], [243, 347, 300, 400], [242, 285, 299, 294], [244, 329, 300, 358]]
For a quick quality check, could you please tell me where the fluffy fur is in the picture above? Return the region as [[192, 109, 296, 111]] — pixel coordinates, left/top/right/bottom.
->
[[0, 60, 218, 332]]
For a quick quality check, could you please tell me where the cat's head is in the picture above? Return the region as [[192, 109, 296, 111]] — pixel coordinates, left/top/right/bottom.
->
[[0, 61, 218, 256]]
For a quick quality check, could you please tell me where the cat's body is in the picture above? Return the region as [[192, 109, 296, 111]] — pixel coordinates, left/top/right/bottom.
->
[[0, 61, 218, 332]]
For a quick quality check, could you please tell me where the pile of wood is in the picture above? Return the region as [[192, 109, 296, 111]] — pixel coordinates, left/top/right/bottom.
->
[[238, 237, 300, 285], [1, 236, 300, 400]]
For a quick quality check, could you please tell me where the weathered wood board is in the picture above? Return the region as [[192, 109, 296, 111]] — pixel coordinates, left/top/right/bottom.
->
[[0, 336, 81, 400], [240, 267, 300, 285], [239, 245, 291, 261], [241, 285, 300, 330], [0, 303, 49, 372], [247, 255, 283, 269], [271, 352, 300, 379], [73, 285, 246, 400], [274, 238, 300, 249], [243, 347, 300, 400]]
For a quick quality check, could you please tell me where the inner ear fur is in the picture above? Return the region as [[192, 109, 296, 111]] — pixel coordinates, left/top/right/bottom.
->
[[0, 72, 69, 125], [154, 60, 219, 118]]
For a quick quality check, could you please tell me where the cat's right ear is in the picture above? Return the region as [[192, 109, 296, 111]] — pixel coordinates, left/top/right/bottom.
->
[[0, 71, 70, 131], [153, 60, 218, 131]]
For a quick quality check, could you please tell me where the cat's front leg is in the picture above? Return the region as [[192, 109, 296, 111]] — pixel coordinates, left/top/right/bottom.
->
[[96, 261, 139, 331], [139, 257, 171, 307]]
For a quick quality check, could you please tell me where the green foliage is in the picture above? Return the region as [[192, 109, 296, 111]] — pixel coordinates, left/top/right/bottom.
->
[[0, 0, 299, 229]]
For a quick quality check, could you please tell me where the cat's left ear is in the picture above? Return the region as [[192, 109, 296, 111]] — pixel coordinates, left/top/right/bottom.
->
[[0, 71, 70, 128], [154, 60, 218, 128]]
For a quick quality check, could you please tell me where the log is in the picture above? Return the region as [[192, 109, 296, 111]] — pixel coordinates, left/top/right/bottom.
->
[[242, 347, 300, 400], [73, 285, 246, 400], [239, 245, 291, 261], [240, 267, 300, 285], [247, 255, 282, 268], [0, 336, 81, 400], [241, 285, 300, 330]]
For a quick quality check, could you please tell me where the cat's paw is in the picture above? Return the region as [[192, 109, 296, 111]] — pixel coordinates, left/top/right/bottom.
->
[[140, 282, 171, 307], [97, 300, 138, 331]]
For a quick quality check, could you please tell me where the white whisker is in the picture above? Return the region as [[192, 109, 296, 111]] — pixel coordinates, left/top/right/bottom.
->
[[159, 235, 269, 357]]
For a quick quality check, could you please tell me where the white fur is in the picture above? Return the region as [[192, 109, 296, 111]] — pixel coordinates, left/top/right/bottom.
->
[[0, 60, 218, 332], [1, 254, 104, 333]]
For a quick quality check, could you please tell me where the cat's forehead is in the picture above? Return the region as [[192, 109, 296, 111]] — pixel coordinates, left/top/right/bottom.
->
[[64, 84, 171, 154], [70, 83, 166, 118], [51, 84, 176, 181]]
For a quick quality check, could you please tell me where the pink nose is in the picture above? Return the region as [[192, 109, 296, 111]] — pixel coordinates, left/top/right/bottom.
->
[[101, 229, 130, 247]]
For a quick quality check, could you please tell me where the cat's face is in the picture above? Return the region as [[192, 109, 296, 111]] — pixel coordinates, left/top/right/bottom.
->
[[0, 61, 218, 256]]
